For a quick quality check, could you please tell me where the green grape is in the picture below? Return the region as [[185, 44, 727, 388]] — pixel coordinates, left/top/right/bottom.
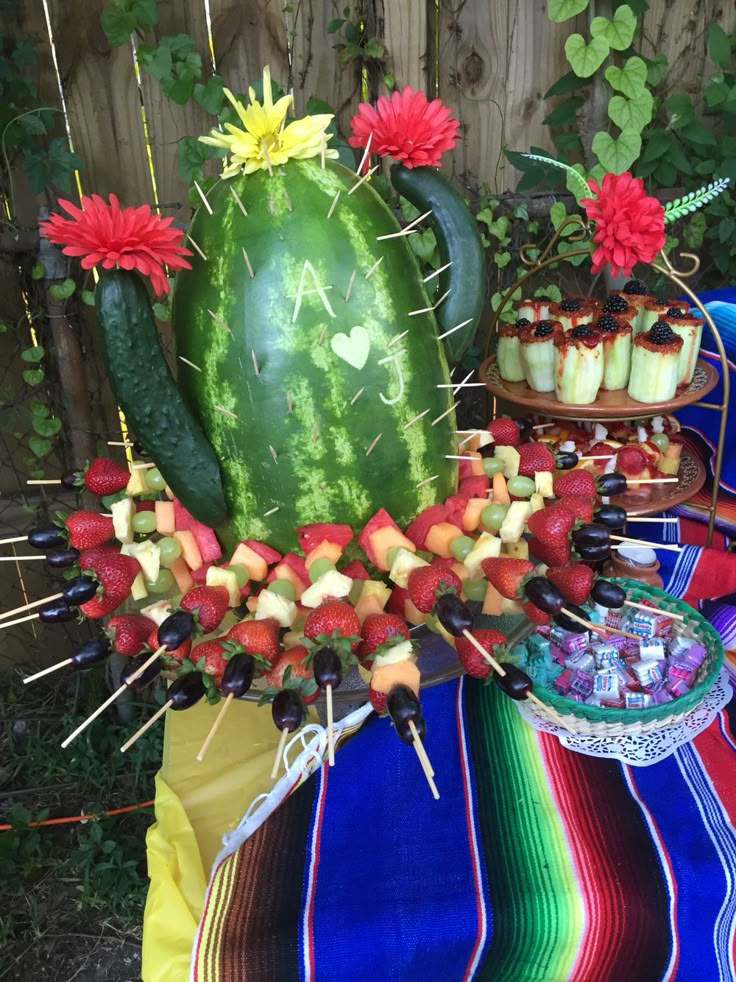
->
[[481, 503, 509, 532], [146, 569, 175, 594], [463, 577, 488, 602], [145, 467, 167, 491], [482, 457, 505, 477], [309, 557, 336, 582], [132, 511, 157, 534], [450, 535, 475, 561], [157, 536, 182, 567], [507, 475, 536, 498], [228, 563, 250, 587], [650, 433, 669, 451], [386, 545, 403, 569], [267, 578, 296, 601]]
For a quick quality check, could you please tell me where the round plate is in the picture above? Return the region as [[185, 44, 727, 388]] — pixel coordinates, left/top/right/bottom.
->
[[480, 356, 718, 420], [609, 448, 706, 516]]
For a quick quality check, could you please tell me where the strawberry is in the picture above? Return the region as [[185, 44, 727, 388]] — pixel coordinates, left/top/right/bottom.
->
[[486, 417, 520, 446], [187, 637, 230, 686], [64, 511, 115, 550], [303, 599, 361, 662], [455, 628, 506, 680], [368, 686, 387, 715], [179, 585, 230, 633], [148, 627, 192, 664], [106, 613, 156, 655], [262, 645, 319, 704], [528, 538, 571, 567], [406, 565, 462, 613], [554, 494, 594, 524], [617, 445, 648, 476], [547, 563, 594, 604], [83, 457, 131, 496], [527, 506, 575, 550], [518, 442, 555, 477], [553, 470, 596, 499], [586, 441, 616, 460], [358, 613, 411, 664], [227, 617, 281, 665], [481, 557, 534, 600], [78, 548, 140, 619], [522, 600, 551, 625]]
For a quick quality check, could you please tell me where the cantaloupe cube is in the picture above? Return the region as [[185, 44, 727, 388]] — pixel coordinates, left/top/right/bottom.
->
[[229, 542, 268, 581], [174, 530, 203, 571], [425, 522, 464, 559], [451, 561, 469, 583], [503, 539, 529, 560], [130, 572, 148, 602], [169, 556, 195, 594], [388, 548, 428, 589], [492, 471, 511, 504], [246, 595, 259, 613], [482, 582, 504, 616], [371, 659, 421, 697], [404, 599, 426, 626], [464, 532, 502, 578], [155, 500, 176, 535], [499, 501, 533, 543], [463, 498, 488, 533], [354, 580, 392, 622], [206, 566, 240, 607], [305, 540, 343, 570], [369, 526, 416, 571]]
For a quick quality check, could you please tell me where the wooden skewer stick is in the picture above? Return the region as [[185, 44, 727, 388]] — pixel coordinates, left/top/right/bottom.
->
[[610, 534, 682, 552], [271, 727, 289, 780], [0, 591, 63, 622], [326, 685, 335, 767], [120, 700, 172, 753], [532, 423, 555, 430], [627, 477, 679, 484], [627, 517, 679, 523], [61, 646, 165, 749], [577, 455, 613, 460], [107, 440, 134, 447], [562, 607, 640, 641], [408, 719, 439, 799], [0, 611, 42, 630], [624, 599, 686, 621], [0, 555, 47, 561], [0, 535, 30, 545], [197, 693, 235, 761], [23, 657, 73, 683], [26, 479, 62, 485]]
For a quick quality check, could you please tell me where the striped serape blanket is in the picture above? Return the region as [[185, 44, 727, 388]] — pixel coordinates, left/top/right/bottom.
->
[[190, 545, 736, 982]]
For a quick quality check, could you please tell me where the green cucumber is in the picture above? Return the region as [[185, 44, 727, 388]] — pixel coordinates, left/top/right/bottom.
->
[[95, 269, 227, 527], [390, 164, 485, 363]]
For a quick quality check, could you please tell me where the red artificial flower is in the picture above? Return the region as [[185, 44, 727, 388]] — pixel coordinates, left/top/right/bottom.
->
[[581, 171, 665, 277], [40, 193, 192, 296], [348, 85, 459, 169]]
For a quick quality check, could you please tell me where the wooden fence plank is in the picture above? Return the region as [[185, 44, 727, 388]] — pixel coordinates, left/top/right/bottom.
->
[[382, 0, 430, 93], [642, 0, 735, 95], [209, 0, 290, 99]]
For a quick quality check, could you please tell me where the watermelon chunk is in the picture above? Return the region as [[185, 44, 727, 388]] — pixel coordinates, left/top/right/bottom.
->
[[173, 498, 222, 564], [296, 522, 354, 553], [357, 508, 415, 571], [405, 504, 449, 548], [340, 559, 371, 580], [242, 539, 282, 566], [267, 552, 310, 587], [458, 475, 489, 498], [443, 494, 467, 530], [191, 562, 211, 584]]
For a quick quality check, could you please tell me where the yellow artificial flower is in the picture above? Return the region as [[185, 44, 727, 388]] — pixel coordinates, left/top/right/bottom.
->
[[200, 66, 338, 177]]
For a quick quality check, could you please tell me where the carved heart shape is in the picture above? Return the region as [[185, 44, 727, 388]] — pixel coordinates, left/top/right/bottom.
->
[[330, 325, 371, 370]]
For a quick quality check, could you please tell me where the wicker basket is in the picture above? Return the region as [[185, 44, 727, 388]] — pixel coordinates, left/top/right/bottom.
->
[[532, 578, 724, 737]]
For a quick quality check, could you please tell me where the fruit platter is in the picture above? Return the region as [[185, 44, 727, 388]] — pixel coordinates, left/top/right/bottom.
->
[[5, 72, 729, 792]]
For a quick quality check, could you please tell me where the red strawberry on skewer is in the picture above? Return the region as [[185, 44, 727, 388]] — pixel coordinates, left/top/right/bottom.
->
[[527, 506, 575, 566], [178, 585, 230, 634], [148, 626, 191, 665], [358, 613, 412, 668], [78, 547, 140, 619], [554, 494, 594, 524], [262, 645, 319, 704], [184, 637, 231, 689], [368, 686, 388, 715], [546, 563, 595, 605], [553, 470, 596, 499], [227, 617, 281, 666], [64, 511, 115, 550], [486, 418, 520, 446], [521, 600, 551, 625], [481, 557, 534, 600], [106, 613, 156, 655], [455, 628, 506, 679], [406, 565, 462, 613], [303, 598, 361, 664], [517, 442, 556, 477], [70, 457, 131, 496]]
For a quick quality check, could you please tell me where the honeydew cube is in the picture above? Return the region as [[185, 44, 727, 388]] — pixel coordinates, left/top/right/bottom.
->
[[499, 501, 533, 543], [425, 522, 463, 559], [503, 539, 529, 560], [371, 659, 421, 697], [141, 598, 175, 626], [206, 566, 240, 607], [462, 498, 489, 533], [529, 492, 546, 513], [174, 530, 203, 571], [130, 571, 148, 602], [300, 569, 353, 608], [494, 445, 520, 479], [111, 498, 135, 544], [305, 540, 343, 571], [229, 542, 268, 581], [155, 500, 176, 535], [389, 548, 428, 589], [125, 465, 148, 497], [535, 471, 554, 498], [464, 532, 502, 578], [121, 540, 160, 582], [255, 590, 298, 627], [169, 556, 195, 594]]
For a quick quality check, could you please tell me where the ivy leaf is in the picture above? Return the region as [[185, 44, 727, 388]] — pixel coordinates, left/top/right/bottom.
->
[[590, 5, 636, 51], [408, 227, 438, 264], [557, 239, 589, 265], [550, 201, 568, 228], [708, 22, 731, 68], [543, 95, 584, 127], [608, 89, 653, 132], [679, 119, 718, 147], [177, 136, 226, 183], [683, 212, 706, 249], [100, 7, 136, 47], [30, 399, 49, 418], [494, 251, 511, 269], [642, 128, 671, 162], [644, 53, 668, 86], [486, 215, 509, 240], [29, 435, 52, 458], [704, 80, 730, 108], [605, 56, 647, 98], [592, 128, 641, 173], [32, 416, 61, 438], [565, 34, 610, 78], [664, 92, 695, 131], [544, 70, 585, 98], [81, 289, 96, 306], [21, 345, 44, 363], [193, 75, 225, 114], [49, 278, 76, 300], [22, 369, 44, 386], [31, 262, 45, 280], [548, 0, 589, 22]]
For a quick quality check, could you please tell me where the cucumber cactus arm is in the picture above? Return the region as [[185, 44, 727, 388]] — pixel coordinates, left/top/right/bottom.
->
[[390, 164, 486, 364]]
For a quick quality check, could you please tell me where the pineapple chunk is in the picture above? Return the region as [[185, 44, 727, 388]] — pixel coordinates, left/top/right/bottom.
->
[[300, 569, 353, 607], [529, 492, 546, 513], [125, 464, 148, 497], [389, 547, 429, 589], [255, 590, 298, 627], [130, 571, 148, 602], [500, 597, 524, 615], [499, 501, 533, 543], [535, 471, 554, 498], [464, 532, 502, 578], [111, 498, 136, 544], [503, 539, 529, 559], [372, 640, 416, 670], [121, 540, 160, 582], [494, 445, 520, 478], [206, 566, 240, 607], [141, 599, 174, 626]]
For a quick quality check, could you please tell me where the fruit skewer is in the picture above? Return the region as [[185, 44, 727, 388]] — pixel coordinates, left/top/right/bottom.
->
[[609, 533, 682, 552], [23, 638, 111, 684], [121, 673, 207, 754], [196, 652, 255, 761]]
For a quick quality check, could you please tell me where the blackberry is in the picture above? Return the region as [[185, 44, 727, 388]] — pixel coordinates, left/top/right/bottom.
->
[[623, 278, 648, 295], [570, 324, 593, 338], [559, 297, 582, 312], [602, 294, 628, 313], [515, 317, 531, 329], [650, 322, 675, 345], [666, 306, 685, 318], [534, 320, 555, 338], [596, 314, 619, 333]]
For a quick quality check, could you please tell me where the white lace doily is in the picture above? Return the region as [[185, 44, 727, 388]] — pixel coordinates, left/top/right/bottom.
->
[[515, 667, 733, 766]]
